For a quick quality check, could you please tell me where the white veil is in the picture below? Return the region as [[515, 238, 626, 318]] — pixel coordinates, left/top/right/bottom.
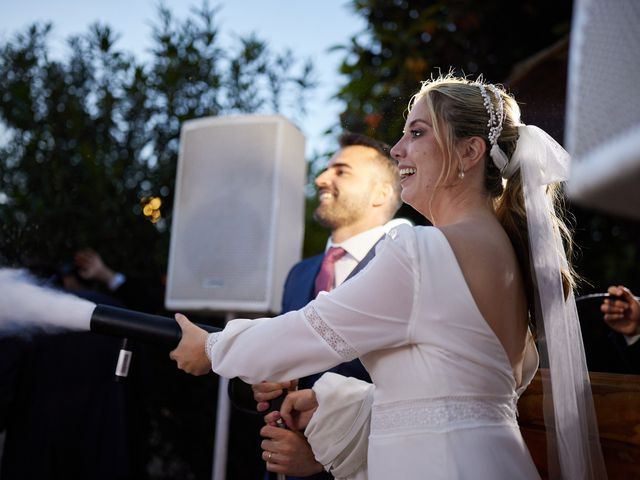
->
[[510, 125, 607, 479]]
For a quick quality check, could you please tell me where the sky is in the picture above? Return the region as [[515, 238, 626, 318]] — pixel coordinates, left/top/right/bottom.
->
[[0, 0, 368, 156]]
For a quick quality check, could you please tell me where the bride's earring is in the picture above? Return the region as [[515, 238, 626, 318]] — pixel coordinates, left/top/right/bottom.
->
[[458, 159, 465, 180]]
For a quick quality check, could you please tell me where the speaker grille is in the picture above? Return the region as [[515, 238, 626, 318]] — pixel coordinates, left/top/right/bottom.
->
[[565, 0, 640, 217], [166, 115, 305, 312]]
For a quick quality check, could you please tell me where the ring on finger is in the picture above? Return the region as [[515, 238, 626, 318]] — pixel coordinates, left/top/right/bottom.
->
[[268, 452, 273, 462]]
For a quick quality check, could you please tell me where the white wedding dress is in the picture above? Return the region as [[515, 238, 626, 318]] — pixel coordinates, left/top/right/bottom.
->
[[207, 225, 541, 479]]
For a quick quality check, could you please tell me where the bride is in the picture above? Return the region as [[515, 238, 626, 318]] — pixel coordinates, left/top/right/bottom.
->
[[170, 74, 605, 479]]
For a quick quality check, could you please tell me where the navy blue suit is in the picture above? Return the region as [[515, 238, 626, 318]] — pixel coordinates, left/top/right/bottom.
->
[[276, 240, 380, 480]]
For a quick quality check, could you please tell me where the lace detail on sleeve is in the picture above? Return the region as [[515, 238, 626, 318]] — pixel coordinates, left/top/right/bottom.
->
[[205, 331, 222, 362], [303, 305, 359, 360]]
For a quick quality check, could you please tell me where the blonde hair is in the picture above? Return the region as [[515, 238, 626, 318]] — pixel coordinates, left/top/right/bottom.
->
[[408, 74, 576, 316]]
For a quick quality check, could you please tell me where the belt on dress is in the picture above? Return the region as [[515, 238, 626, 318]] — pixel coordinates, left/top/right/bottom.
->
[[371, 395, 518, 434]]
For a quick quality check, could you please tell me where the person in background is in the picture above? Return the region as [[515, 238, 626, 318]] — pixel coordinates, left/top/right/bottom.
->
[[74, 248, 165, 314], [599, 285, 640, 373]]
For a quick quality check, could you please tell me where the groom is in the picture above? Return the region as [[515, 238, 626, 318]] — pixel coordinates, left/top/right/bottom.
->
[[257, 132, 403, 480]]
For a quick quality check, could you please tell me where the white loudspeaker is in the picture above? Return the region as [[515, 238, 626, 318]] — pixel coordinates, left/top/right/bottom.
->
[[165, 115, 306, 314], [565, 0, 640, 218]]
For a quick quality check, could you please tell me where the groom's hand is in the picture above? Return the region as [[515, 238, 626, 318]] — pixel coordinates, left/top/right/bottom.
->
[[260, 425, 324, 476]]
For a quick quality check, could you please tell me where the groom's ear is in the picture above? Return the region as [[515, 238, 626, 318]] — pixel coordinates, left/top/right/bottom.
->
[[370, 181, 394, 208]]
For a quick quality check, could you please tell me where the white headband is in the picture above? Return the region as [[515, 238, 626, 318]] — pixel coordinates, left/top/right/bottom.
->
[[477, 83, 511, 176]]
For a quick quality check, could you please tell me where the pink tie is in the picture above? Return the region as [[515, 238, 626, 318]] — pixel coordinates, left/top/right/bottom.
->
[[314, 247, 347, 297]]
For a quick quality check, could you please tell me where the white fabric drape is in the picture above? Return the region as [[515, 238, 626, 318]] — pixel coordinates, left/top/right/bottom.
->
[[514, 125, 606, 479], [305, 373, 374, 480]]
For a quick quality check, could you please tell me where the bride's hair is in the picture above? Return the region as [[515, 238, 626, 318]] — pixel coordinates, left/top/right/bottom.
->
[[408, 73, 576, 318]]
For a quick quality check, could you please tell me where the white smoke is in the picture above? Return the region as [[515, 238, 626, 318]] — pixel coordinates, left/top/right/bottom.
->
[[0, 268, 95, 336]]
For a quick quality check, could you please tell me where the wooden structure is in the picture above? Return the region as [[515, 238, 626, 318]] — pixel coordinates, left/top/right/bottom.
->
[[518, 369, 640, 479]]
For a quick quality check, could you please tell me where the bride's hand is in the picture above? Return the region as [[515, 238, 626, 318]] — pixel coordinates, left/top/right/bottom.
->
[[169, 313, 211, 375], [279, 389, 318, 431]]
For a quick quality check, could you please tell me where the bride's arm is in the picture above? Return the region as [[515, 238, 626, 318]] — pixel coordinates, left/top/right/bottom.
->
[[171, 226, 418, 384]]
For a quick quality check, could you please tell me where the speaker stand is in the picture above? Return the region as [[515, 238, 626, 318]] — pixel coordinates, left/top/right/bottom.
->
[[211, 312, 234, 480]]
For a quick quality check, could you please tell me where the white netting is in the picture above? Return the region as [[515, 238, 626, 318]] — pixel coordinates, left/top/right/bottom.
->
[[565, 0, 640, 218]]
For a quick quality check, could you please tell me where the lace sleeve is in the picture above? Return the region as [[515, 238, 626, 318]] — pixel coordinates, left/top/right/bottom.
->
[[303, 305, 359, 360]]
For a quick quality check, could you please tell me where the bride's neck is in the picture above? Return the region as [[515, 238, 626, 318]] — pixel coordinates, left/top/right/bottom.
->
[[422, 190, 495, 227]]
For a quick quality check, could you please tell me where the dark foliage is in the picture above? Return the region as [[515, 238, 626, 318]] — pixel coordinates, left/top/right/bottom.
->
[[334, 0, 572, 144], [0, 2, 315, 280]]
